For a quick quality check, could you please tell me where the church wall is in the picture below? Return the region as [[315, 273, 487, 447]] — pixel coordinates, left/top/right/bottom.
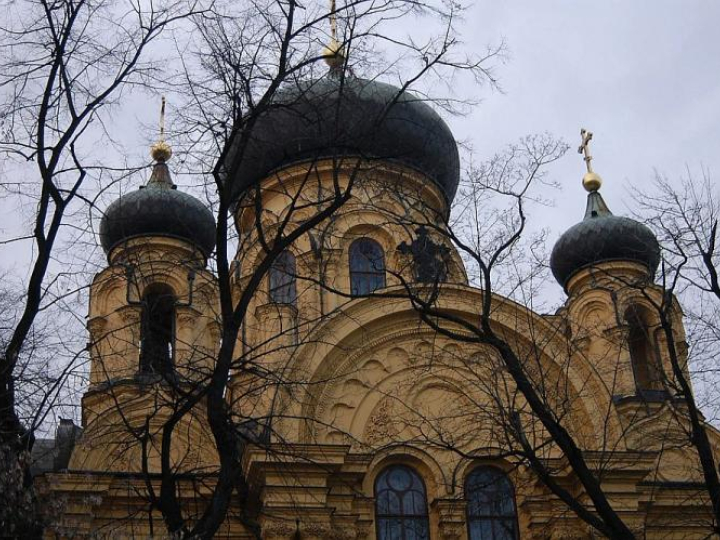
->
[[42, 155, 720, 538]]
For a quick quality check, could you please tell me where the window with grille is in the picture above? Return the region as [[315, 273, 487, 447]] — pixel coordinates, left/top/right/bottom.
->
[[466, 467, 518, 540], [349, 238, 386, 296], [375, 465, 429, 540]]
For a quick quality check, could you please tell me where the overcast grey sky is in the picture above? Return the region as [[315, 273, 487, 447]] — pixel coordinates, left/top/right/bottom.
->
[[2, 1, 719, 287], [455, 1, 720, 241]]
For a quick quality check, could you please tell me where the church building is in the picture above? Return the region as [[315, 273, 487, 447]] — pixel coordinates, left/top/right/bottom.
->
[[35, 48, 719, 539]]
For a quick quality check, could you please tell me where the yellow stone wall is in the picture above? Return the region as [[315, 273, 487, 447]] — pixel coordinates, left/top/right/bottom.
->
[[70, 236, 220, 475], [42, 158, 719, 538]]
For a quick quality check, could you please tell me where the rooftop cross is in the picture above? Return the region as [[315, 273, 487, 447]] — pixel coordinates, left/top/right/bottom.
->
[[330, 0, 337, 44], [150, 96, 172, 163], [323, 0, 345, 71], [578, 128, 603, 192], [159, 95, 166, 143], [578, 128, 594, 174]]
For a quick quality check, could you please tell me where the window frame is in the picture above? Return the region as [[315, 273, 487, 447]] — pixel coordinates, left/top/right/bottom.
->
[[465, 466, 519, 540], [374, 464, 430, 540], [349, 237, 386, 296], [268, 250, 298, 305]]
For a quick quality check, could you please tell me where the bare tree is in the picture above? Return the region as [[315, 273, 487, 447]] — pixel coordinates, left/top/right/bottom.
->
[[320, 135, 720, 538], [0, 0, 209, 534], [44, 0, 504, 538], [632, 170, 720, 532]]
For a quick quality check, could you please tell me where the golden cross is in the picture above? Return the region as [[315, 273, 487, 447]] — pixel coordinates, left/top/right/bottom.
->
[[329, 0, 337, 44], [322, 0, 345, 70], [578, 128, 594, 173], [159, 96, 166, 143]]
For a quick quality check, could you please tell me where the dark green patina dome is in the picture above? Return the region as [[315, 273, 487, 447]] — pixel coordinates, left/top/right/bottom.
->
[[550, 189, 660, 290], [100, 156, 216, 258], [222, 76, 460, 204]]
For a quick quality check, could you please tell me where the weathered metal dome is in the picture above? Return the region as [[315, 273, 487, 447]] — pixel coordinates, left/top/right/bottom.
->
[[550, 190, 660, 289], [99, 160, 216, 259], [222, 76, 460, 204]]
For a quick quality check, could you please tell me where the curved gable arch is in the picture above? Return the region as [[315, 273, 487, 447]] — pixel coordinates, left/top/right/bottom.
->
[[271, 285, 622, 451]]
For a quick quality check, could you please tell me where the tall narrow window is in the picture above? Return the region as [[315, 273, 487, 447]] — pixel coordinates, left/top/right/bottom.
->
[[375, 465, 429, 540], [625, 305, 663, 393], [140, 284, 175, 376], [269, 250, 297, 305], [349, 238, 386, 296], [466, 467, 518, 540]]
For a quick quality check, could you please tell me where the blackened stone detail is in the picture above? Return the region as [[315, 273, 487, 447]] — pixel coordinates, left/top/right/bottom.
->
[[398, 226, 450, 284]]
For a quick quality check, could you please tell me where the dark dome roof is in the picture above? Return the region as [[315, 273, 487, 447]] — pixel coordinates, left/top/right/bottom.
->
[[100, 162, 216, 258], [223, 76, 460, 204], [550, 190, 660, 289]]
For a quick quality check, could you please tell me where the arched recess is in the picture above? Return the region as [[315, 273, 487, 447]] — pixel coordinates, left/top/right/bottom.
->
[[272, 285, 621, 451], [269, 250, 298, 304], [139, 283, 176, 376], [363, 445, 446, 500], [624, 304, 665, 394], [89, 268, 127, 316], [341, 219, 397, 288]]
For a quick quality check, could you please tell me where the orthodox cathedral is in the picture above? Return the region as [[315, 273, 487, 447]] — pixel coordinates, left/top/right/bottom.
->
[[32, 44, 719, 540]]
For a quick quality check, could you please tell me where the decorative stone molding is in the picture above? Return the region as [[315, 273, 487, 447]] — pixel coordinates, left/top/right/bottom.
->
[[262, 520, 297, 538], [602, 325, 629, 350], [87, 316, 108, 336], [109, 236, 204, 266], [435, 498, 465, 540], [353, 522, 373, 540], [437, 523, 464, 540], [116, 305, 141, 326], [176, 305, 204, 326], [363, 396, 398, 445], [263, 520, 337, 539]]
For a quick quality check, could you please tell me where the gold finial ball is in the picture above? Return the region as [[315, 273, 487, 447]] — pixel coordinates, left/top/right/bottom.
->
[[582, 172, 603, 192], [322, 40, 345, 69], [150, 141, 172, 163]]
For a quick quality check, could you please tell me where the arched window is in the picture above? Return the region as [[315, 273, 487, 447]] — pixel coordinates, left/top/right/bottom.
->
[[466, 466, 518, 540], [349, 238, 386, 296], [139, 284, 175, 376], [625, 305, 663, 393], [269, 250, 297, 305], [375, 465, 429, 540]]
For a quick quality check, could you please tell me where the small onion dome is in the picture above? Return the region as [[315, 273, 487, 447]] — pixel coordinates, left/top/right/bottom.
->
[[222, 76, 460, 205], [99, 143, 216, 259], [550, 188, 660, 290]]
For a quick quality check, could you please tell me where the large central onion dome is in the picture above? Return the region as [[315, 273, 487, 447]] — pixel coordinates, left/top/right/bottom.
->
[[550, 174, 660, 291], [223, 76, 460, 204], [100, 143, 216, 259]]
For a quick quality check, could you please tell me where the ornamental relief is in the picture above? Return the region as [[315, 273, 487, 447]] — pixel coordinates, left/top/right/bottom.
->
[[263, 520, 351, 540], [363, 395, 399, 445], [311, 338, 481, 445], [87, 316, 108, 338]]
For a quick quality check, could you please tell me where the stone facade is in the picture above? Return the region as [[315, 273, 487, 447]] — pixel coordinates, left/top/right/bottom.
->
[[38, 153, 719, 538]]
